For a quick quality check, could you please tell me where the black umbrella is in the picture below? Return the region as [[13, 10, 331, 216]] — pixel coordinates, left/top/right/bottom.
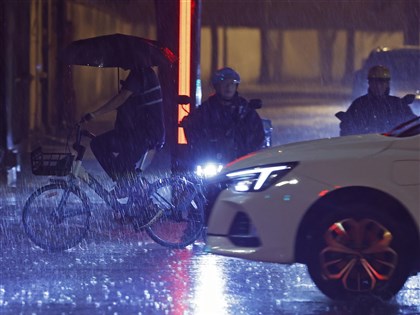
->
[[61, 33, 177, 69]]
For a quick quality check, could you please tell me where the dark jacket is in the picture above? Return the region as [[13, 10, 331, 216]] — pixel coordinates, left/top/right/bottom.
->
[[340, 91, 417, 136], [181, 93, 265, 163], [115, 67, 165, 147]]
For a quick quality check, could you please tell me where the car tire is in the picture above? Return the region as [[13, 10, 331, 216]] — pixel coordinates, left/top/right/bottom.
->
[[306, 202, 412, 301]]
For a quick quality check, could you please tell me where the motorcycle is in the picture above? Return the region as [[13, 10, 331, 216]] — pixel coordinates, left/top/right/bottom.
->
[[179, 96, 273, 223], [336, 93, 419, 136], [182, 97, 272, 178]]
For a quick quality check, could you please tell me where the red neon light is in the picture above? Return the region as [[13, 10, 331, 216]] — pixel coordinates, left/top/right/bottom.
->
[[178, 0, 192, 144]]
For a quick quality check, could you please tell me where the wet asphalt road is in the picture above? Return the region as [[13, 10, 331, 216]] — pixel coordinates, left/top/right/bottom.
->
[[1, 223, 419, 314], [1, 95, 419, 314]]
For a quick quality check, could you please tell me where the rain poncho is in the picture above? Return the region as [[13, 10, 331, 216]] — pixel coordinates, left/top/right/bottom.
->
[[339, 91, 417, 136], [181, 93, 265, 163]]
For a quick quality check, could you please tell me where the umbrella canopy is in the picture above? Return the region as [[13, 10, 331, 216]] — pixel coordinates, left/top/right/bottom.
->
[[61, 33, 177, 69]]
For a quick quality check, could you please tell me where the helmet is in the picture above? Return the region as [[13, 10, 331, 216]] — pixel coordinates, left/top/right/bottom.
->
[[367, 65, 391, 80], [211, 67, 241, 86]]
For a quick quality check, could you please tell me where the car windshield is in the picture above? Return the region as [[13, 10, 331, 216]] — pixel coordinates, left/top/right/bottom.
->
[[366, 50, 420, 81], [384, 116, 420, 137]]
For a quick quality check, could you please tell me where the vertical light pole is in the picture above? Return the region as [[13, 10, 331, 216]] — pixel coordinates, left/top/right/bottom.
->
[[155, 0, 201, 171], [177, 0, 192, 144], [175, 0, 201, 171]]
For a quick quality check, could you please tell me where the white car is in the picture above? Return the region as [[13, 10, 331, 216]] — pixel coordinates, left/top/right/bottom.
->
[[205, 117, 420, 301]]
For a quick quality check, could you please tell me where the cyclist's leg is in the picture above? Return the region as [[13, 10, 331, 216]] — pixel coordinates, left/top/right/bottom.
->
[[90, 130, 122, 181], [90, 131, 149, 220], [90, 130, 143, 181], [113, 138, 148, 189]]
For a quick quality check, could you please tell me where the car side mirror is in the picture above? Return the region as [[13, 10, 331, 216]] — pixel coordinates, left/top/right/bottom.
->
[[249, 99, 262, 109]]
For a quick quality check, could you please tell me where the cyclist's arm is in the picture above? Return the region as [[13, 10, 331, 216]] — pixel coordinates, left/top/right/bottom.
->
[[91, 89, 133, 117]]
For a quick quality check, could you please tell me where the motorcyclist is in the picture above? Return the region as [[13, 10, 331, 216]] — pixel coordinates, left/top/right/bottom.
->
[[181, 67, 265, 165], [338, 65, 416, 136]]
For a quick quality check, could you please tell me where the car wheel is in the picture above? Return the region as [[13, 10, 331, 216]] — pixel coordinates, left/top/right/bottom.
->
[[306, 203, 412, 301]]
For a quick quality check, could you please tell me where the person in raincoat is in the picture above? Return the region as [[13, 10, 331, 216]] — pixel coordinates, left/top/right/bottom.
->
[[338, 65, 416, 136], [181, 67, 265, 164], [82, 66, 164, 197]]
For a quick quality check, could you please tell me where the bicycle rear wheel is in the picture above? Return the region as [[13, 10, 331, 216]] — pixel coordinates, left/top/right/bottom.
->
[[22, 183, 91, 251], [145, 177, 205, 249]]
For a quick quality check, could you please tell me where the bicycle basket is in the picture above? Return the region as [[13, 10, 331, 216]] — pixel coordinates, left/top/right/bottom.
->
[[31, 147, 74, 176]]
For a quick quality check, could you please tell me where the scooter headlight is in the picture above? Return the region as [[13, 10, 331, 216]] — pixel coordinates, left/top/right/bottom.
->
[[226, 162, 298, 192], [195, 163, 224, 178]]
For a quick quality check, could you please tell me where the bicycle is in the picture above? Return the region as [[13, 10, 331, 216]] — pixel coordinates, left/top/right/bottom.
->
[[22, 123, 206, 251]]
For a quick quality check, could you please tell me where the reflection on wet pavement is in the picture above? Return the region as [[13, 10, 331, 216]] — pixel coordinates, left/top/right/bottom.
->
[[0, 99, 419, 314]]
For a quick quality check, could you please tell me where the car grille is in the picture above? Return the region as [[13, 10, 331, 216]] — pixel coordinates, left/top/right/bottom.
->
[[229, 212, 261, 247]]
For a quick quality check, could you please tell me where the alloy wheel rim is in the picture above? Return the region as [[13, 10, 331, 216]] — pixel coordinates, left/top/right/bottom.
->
[[319, 218, 398, 292]]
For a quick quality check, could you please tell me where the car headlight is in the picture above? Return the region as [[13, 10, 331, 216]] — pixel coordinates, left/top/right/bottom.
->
[[225, 162, 298, 192]]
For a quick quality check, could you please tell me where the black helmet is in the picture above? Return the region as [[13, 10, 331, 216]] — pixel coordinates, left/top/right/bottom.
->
[[211, 67, 241, 86], [368, 65, 391, 80]]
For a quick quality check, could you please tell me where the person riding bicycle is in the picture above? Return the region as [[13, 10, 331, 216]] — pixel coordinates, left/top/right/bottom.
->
[[181, 67, 265, 165], [82, 66, 165, 197], [338, 65, 416, 136]]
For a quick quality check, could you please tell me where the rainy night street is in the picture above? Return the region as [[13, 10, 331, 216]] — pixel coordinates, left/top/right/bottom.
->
[[1, 92, 420, 314]]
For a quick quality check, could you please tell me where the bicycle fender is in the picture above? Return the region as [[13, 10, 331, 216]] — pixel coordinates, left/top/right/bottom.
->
[[49, 178, 68, 185]]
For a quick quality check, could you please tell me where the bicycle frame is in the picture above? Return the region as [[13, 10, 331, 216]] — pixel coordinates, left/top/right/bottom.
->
[[23, 122, 206, 251], [58, 123, 144, 215], [67, 166, 125, 212]]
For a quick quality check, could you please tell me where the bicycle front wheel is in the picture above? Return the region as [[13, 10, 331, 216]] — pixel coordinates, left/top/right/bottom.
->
[[145, 177, 205, 249], [22, 183, 91, 251]]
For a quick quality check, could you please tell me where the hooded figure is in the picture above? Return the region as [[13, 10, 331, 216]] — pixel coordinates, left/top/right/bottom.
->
[[181, 67, 265, 163], [339, 65, 416, 136]]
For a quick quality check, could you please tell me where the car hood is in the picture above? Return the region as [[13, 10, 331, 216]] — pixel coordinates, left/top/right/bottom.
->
[[223, 134, 394, 172]]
